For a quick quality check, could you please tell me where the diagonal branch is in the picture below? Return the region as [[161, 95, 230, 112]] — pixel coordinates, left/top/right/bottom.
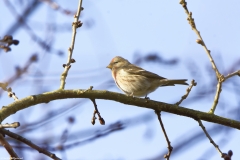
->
[[155, 111, 173, 160], [196, 120, 223, 157], [0, 129, 61, 160], [175, 79, 197, 105], [0, 89, 240, 130], [0, 133, 19, 158]]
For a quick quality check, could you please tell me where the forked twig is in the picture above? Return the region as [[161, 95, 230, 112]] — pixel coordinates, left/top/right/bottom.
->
[[179, 0, 240, 114], [155, 110, 173, 160], [90, 98, 105, 125]]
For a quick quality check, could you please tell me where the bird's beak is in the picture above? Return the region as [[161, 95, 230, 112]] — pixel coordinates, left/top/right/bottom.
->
[[106, 64, 112, 69]]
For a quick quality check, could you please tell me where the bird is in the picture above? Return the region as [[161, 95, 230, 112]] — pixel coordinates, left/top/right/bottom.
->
[[106, 56, 188, 99]]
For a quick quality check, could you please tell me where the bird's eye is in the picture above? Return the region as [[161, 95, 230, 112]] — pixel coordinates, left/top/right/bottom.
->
[[114, 61, 118, 64]]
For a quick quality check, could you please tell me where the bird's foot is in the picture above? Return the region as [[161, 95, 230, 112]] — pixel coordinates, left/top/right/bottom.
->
[[145, 96, 150, 100]]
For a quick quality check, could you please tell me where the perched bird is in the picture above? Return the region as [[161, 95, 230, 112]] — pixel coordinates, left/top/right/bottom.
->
[[107, 56, 188, 98]]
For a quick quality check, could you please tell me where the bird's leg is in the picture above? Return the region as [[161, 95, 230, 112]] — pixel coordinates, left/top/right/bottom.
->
[[145, 95, 150, 100]]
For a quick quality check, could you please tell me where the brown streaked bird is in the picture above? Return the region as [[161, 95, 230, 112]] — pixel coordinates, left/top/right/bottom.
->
[[107, 56, 188, 98]]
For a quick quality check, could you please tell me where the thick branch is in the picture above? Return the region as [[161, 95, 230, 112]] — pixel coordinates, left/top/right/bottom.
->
[[0, 89, 240, 130]]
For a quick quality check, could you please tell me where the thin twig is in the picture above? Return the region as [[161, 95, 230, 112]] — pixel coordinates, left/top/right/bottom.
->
[[175, 79, 197, 105], [41, 0, 76, 15], [7, 89, 19, 101], [0, 122, 20, 129], [179, 0, 220, 77], [54, 122, 123, 151], [197, 119, 223, 157], [0, 83, 19, 101], [0, 133, 19, 158], [0, 54, 38, 97], [0, 129, 61, 160], [179, 0, 240, 114], [3, 0, 62, 55], [90, 96, 105, 125], [59, 0, 83, 89], [154, 110, 173, 160], [85, 86, 105, 125], [225, 70, 240, 81]]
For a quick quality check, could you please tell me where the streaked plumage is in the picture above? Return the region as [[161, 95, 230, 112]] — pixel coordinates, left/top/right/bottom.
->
[[107, 56, 188, 98]]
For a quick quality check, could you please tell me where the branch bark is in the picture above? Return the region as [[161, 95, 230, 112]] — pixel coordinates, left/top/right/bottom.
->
[[0, 89, 239, 130]]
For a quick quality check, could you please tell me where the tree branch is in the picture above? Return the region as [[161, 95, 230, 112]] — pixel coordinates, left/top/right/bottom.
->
[[59, 0, 83, 89], [0, 122, 20, 129], [0, 89, 240, 130], [179, 0, 240, 114], [175, 79, 197, 105], [0, 129, 61, 160], [155, 111, 172, 160], [197, 119, 223, 157], [0, 133, 19, 159]]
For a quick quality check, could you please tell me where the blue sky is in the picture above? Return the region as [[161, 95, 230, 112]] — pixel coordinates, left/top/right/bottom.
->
[[0, 0, 239, 159]]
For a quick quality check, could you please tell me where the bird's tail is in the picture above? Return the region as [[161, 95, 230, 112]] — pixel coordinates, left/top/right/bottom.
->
[[160, 79, 188, 86]]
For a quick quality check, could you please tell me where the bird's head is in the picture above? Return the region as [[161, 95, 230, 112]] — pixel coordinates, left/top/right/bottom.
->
[[106, 56, 130, 70]]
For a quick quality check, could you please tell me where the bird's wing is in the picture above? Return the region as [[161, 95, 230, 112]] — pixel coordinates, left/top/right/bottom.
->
[[122, 64, 166, 80]]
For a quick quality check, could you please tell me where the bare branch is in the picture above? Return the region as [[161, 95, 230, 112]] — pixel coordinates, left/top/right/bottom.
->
[[175, 79, 197, 105], [7, 89, 19, 101], [54, 122, 124, 151], [0, 53, 38, 98], [179, 0, 240, 114], [197, 120, 223, 157], [0, 133, 19, 158], [41, 0, 76, 15], [0, 129, 61, 160], [0, 89, 240, 129], [59, 0, 83, 89], [3, 0, 61, 55], [225, 70, 240, 81], [88, 86, 105, 125], [155, 111, 173, 160], [0, 122, 20, 129], [90, 100, 105, 125], [0, 83, 19, 101], [179, 0, 220, 78]]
